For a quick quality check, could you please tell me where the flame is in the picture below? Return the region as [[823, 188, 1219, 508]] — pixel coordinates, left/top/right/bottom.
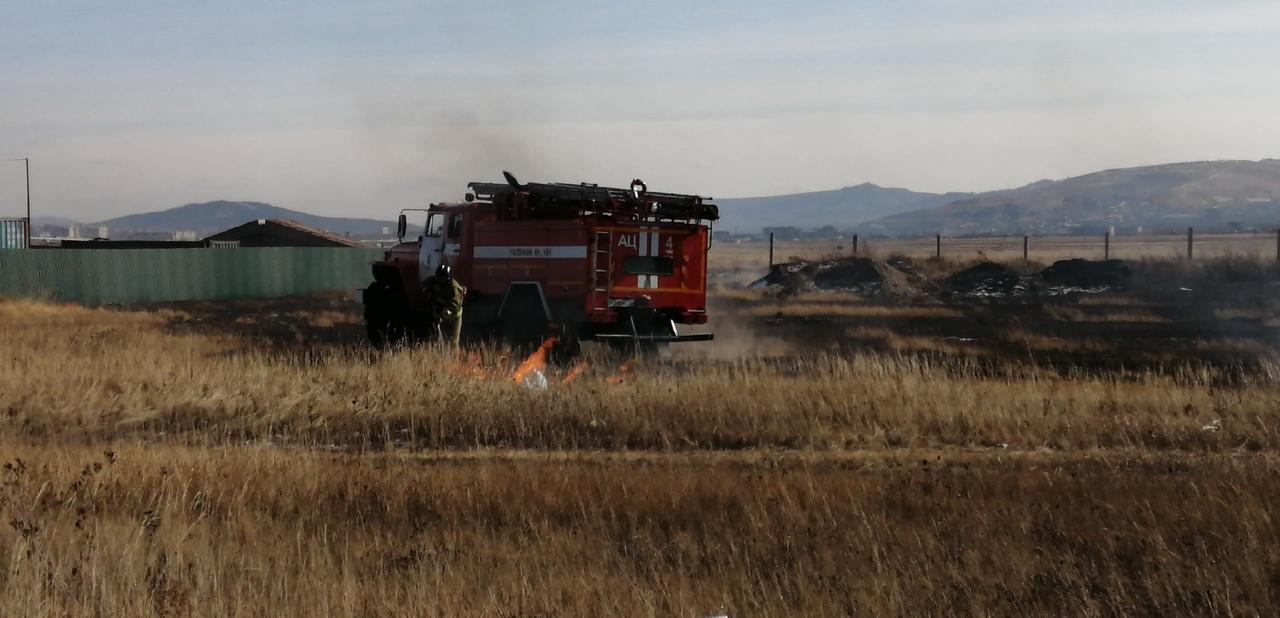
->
[[605, 361, 633, 384], [562, 360, 589, 384], [511, 337, 558, 383], [442, 349, 490, 379]]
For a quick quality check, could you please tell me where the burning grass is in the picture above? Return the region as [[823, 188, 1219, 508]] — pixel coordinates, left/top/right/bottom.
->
[[3, 300, 1278, 452]]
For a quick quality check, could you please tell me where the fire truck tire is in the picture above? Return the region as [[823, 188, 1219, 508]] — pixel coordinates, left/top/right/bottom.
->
[[459, 294, 501, 344], [363, 283, 388, 345], [606, 308, 673, 355], [548, 327, 583, 364], [496, 284, 551, 349], [363, 282, 412, 346], [603, 338, 667, 356]]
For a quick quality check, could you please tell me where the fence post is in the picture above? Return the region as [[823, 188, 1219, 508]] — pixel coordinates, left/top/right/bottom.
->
[[852, 234, 858, 256], [1022, 235, 1028, 261], [935, 234, 941, 259], [1104, 231, 1110, 260], [768, 232, 774, 268], [1187, 227, 1194, 260]]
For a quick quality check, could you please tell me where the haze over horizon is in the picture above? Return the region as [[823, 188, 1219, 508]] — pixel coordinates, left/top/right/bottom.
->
[[3, 1, 1279, 221]]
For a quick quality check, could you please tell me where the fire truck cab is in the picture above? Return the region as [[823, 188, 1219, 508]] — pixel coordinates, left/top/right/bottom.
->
[[363, 173, 718, 348]]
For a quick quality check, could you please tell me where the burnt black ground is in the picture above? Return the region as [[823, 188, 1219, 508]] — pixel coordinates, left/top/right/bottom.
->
[[116, 261, 1280, 376], [710, 281, 1280, 375], [944, 262, 1035, 297]]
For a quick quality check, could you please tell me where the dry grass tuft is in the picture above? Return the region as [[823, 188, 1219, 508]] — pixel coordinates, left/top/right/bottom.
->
[[1, 444, 1278, 616], [2, 294, 1280, 615]]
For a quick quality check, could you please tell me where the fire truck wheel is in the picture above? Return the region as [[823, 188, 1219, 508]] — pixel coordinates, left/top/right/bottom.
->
[[548, 334, 582, 365], [363, 283, 390, 345], [363, 282, 411, 346], [604, 338, 667, 356], [637, 340, 667, 355], [603, 308, 673, 356], [495, 285, 551, 350]]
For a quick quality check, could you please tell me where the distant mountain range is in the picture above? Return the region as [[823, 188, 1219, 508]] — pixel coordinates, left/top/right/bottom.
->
[[716, 183, 972, 232], [861, 159, 1280, 235], [32, 216, 80, 227], [97, 201, 397, 238], [33, 159, 1280, 239], [714, 159, 1280, 235]]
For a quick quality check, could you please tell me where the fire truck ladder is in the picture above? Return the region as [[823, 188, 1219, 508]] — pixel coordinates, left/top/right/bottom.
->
[[590, 230, 613, 313]]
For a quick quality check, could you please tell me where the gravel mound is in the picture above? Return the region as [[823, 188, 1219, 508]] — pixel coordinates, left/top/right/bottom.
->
[[749, 261, 810, 290], [945, 262, 1035, 297], [1037, 259, 1132, 289], [751, 257, 922, 297]]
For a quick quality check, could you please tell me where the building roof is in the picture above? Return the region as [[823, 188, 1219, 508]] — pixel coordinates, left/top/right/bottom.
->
[[267, 219, 364, 247], [203, 218, 364, 248]]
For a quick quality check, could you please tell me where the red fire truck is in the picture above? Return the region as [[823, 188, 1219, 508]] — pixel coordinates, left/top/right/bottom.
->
[[362, 172, 718, 349]]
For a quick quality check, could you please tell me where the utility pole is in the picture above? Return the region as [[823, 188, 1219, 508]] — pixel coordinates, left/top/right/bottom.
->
[[7, 158, 29, 247]]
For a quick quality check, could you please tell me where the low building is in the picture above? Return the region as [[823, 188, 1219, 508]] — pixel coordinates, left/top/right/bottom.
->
[[203, 219, 364, 248]]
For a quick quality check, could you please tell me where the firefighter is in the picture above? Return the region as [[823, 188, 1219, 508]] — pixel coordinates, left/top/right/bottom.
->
[[423, 263, 466, 345]]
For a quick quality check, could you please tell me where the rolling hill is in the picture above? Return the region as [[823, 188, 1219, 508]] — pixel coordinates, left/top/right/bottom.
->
[[98, 201, 398, 238], [32, 216, 80, 227], [715, 183, 972, 233], [49, 159, 1280, 240], [859, 160, 1280, 236]]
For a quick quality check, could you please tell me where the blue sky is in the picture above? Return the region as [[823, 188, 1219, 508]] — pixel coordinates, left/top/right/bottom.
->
[[2, 1, 1278, 221]]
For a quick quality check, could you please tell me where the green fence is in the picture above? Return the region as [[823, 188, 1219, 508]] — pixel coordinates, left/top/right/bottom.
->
[[0, 248, 382, 305]]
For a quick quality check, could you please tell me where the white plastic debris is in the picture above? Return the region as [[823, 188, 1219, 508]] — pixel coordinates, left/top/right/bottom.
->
[[1045, 285, 1112, 296], [1201, 419, 1222, 432], [520, 368, 549, 390]]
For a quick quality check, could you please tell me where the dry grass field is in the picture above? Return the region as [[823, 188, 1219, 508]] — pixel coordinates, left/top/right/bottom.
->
[[2, 251, 1280, 615]]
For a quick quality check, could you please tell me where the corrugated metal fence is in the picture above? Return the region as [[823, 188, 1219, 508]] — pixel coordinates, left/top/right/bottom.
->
[[0, 247, 381, 305]]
